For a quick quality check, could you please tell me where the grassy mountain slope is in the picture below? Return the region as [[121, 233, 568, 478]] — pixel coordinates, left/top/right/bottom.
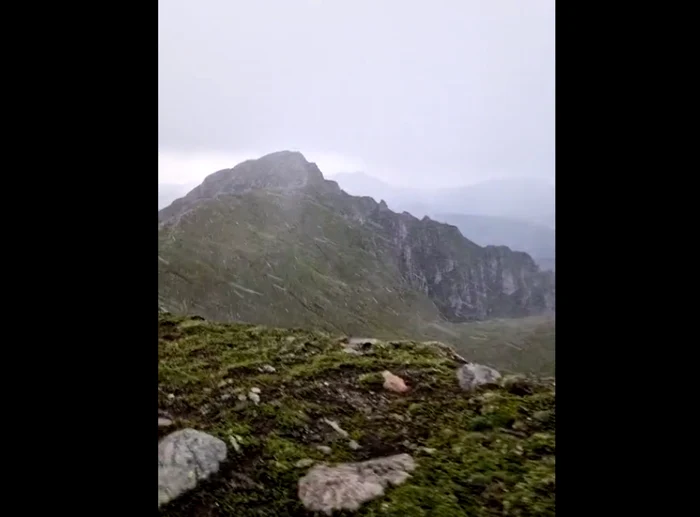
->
[[158, 314, 555, 517], [159, 152, 554, 339], [159, 189, 440, 339]]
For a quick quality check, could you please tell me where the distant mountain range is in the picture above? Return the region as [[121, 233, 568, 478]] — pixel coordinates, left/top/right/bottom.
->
[[330, 172, 555, 229]]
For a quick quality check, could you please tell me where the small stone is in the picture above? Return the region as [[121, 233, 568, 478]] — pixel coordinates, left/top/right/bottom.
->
[[167, 393, 175, 399], [418, 447, 437, 455], [296, 458, 316, 468], [381, 371, 409, 393], [261, 365, 276, 373], [158, 417, 173, 427], [533, 410, 553, 423], [322, 418, 349, 438], [248, 392, 260, 404], [217, 380, 228, 388], [237, 394, 247, 401], [250, 387, 261, 394], [348, 440, 361, 450], [316, 445, 332, 455], [220, 393, 232, 401], [513, 420, 528, 432], [229, 435, 242, 453]]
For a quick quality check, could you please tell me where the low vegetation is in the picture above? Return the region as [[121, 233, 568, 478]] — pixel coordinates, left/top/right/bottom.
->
[[158, 314, 555, 516]]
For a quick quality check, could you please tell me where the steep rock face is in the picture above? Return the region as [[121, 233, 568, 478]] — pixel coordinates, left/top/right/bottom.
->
[[312, 187, 554, 321], [158, 151, 554, 328]]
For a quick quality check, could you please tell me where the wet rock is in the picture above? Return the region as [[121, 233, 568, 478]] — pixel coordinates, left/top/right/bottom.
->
[[316, 445, 332, 455], [158, 417, 173, 427], [348, 440, 361, 450], [158, 429, 227, 507], [250, 387, 261, 394], [382, 371, 409, 393], [260, 365, 276, 373], [456, 363, 501, 391], [298, 454, 416, 514], [296, 458, 316, 468], [248, 392, 260, 405], [322, 418, 349, 438]]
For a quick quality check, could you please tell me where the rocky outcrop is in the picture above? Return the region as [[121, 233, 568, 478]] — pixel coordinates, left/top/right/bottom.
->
[[318, 176, 555, 321]]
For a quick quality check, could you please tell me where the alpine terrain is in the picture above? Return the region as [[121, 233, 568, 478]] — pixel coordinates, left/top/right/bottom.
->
[[157, 151, 556, 515], [158, 151, 554, 352]]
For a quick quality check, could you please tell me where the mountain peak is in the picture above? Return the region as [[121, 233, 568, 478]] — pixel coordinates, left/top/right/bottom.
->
[[191, 151, 326, 199], [206, 150, 324, 193]]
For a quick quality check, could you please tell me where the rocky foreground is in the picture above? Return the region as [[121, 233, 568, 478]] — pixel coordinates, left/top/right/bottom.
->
[[158, 314, 555, 516]]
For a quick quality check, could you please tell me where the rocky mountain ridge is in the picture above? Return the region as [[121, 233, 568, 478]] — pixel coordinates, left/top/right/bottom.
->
[[158, 151, 554, 334]]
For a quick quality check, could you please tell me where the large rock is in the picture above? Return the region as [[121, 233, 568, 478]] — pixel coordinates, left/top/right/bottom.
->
[[158, 429, 228, 507], [298, 454, 416, 514], [456, 363, 501, 391]]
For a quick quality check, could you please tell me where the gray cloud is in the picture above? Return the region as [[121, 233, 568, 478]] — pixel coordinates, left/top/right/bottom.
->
[[158, 0, 554, 186]]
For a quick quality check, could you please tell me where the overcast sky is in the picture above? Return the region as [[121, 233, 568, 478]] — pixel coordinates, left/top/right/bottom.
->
[[158, 0, 554, 189]]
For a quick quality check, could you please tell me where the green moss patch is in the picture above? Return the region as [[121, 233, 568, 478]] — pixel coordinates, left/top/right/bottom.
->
[[159, 314, 555, 516]]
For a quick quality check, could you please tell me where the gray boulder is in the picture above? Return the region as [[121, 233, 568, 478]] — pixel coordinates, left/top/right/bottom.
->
[[158, 429, 227, 507], [456, 363, 502, 391], [298, 453, 416, 514]]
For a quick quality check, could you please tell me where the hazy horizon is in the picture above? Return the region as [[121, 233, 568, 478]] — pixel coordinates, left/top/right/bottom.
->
[[159, 0, 554, 191]]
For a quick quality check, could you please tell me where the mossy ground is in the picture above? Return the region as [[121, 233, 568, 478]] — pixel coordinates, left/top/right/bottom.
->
[[159, 314, 555, 516]]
